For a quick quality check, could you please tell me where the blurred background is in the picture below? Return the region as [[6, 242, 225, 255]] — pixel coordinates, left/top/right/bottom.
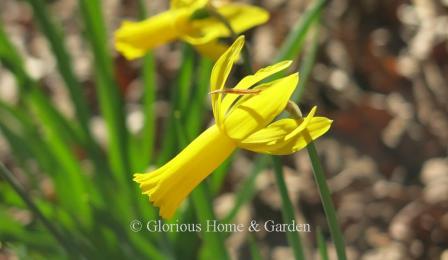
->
[[1, 0, 448, 259]]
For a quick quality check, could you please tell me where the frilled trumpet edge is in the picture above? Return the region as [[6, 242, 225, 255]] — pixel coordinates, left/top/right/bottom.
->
[[134, 125, 236, 219]]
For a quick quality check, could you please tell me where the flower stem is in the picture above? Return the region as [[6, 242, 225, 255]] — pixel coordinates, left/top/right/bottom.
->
[[306, 142, 346, 260], [0, 162, 80, 258], [316, 226, 329, 260], [217, 7, 307, 256], [272, 157, 305, 260]]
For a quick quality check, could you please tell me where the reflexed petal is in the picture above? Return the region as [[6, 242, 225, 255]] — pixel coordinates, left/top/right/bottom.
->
[[193, 40, 229, 60], [211, 4, 269, 34], [222, 4, 269, 33], [220, 60, 293, 116], [240, 107, 315, 144], [240, 119, 298, 145], [210, 36, 244, 126], [114, 10, 190, 60], [239, 116, 332, 155], [134, 125, 236, 219], [284, 106, 316, 141], [171, 0, 208, 9], [183, 4, 269, 45], [223, 73, 299, 140]]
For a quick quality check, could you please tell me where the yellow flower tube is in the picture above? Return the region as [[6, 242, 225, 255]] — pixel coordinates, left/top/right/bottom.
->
[[134, 36, 332, 219], [114, 0, 269, 60]]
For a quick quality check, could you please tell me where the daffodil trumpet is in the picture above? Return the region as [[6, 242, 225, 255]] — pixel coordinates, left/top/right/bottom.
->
[[134, 36, 333, 219], [114, 0, 269, 60]]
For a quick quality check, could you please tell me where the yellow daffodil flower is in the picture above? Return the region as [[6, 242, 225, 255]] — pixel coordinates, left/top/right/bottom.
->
[[134, 36, 332, 219], [114, 0, 268, 60]]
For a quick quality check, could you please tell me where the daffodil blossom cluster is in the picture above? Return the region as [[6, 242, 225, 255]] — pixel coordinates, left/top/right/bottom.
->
[[133, 36, 332, 219], [114, 0, 268, 59]]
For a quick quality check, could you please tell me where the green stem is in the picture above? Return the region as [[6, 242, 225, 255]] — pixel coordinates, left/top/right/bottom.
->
[[272, 157, 305, 260], [0, 163, 80, 258], [274, 0, 326, 62], [317, 227, 329, 260], [134, 0, 156, 171], [276, 1, 346, 257], [190, 186, 229, 260], [292, 26, 320, 102], [210, 8, 307, 259], [248, 234, 263, 260], [306, 142, 346, 260], [78, 0, 130, 182]]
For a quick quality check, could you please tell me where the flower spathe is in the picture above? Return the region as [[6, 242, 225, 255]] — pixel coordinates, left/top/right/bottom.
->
[[114, 0, 269, 60], [134, 36, 333, 219]]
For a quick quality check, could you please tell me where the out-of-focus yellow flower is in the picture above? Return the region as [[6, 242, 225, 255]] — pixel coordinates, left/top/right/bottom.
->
[[134, 36, 332, 219], [114, 0, 268, 60], [115, 0, 269, 59]]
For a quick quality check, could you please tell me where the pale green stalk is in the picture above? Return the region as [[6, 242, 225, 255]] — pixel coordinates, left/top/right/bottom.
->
[[307, 143, 346, 260], [317, 227, 329, 260], [272, 157, 305, 260]]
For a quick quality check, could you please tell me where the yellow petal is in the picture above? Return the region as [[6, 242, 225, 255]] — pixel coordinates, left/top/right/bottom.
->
[[239, 116, 332, 155], [213, 4, 269, 34], [210, 0, 232, 8], [220, 60, 293, 117], [222, 73, 299, 140], [171, 0, 208, 9], [114, 9, 190, 60], [284, 106, 316, 141], [134, 125, 236, 219], [182, 4, 269, 45], [240, 107, 316, 144], [193, 40, 229, 60], [210, 36, 244, 126]]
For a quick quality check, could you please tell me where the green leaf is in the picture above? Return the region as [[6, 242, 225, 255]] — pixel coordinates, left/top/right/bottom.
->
[[272, 157, 306, 260], [157, 45, 195, 165], [292, 26, 320, 102], [0, 22, 92, 226], [221, 155, 268, 224], [185, 57, 213, 138], [274, 0, 325, 62], [248, 234, 263, 260], [0, 164, 83, 257], [78, 0, 130, 187], [130, 0, 157, 173], [24, 0, 94, 144], [192, 185, 229, 260], [136, 53, 157, 171], [209, 156, 233, 195], [317, 227, 329, 260]]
